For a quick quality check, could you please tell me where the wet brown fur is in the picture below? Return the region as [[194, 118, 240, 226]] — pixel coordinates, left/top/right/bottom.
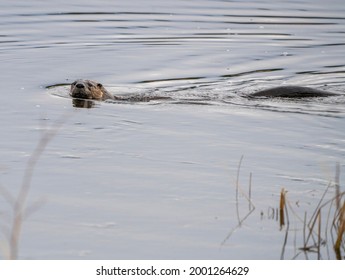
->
[[70, 79, 112, 100]]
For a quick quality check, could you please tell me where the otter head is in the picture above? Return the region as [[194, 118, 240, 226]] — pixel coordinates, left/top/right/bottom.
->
[[70, 79, 106, 100]]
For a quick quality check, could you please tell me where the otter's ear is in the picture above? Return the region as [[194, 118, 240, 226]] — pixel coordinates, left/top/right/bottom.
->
[[97, 83, 103, 88]]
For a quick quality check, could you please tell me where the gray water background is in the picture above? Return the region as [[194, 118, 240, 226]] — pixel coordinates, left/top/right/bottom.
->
[[0, 0, 345, 259]]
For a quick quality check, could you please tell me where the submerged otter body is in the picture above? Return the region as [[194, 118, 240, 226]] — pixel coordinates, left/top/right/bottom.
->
[[250, 86, 339, 98]]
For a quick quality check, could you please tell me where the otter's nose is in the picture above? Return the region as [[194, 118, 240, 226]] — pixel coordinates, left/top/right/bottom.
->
[[76, 83, 85, 89]]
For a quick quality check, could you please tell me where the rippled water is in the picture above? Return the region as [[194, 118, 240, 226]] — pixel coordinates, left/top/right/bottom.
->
[[1, 0, 345, 259]]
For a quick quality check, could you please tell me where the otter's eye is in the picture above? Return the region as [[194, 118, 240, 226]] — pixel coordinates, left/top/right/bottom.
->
[[87, 82, 94, 88], [97, 83, 103, 88], [71, 81, 77, 86]]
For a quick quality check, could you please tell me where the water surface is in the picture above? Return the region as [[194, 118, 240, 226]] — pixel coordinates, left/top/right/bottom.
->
[[0, 0, 345, 259]]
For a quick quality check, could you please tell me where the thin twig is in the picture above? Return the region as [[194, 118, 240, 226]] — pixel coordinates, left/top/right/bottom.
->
[[235, 155, 244, 225], [280, 190, 290, 260], [8, 114, 68, 259]]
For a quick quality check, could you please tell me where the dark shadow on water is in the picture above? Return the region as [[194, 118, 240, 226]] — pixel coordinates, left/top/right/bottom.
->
[[72, 98, 96, 108]]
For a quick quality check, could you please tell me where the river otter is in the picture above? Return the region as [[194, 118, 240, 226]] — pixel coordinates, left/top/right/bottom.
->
[[69, 79, 170, 103], [70, 79, 340, 102]]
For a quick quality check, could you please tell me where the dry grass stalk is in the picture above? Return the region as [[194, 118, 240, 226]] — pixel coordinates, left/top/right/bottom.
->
[[317, 209, 321, 259], [221, 156, 255, 246], [335, 162, 340, 211], [334, 200, 345, 259], [1, 116, 68, 259], [249, 172, 252, 211], [280, 188, 290, 260], [279, 164, 344, 259], [279, 188, 287, 230]]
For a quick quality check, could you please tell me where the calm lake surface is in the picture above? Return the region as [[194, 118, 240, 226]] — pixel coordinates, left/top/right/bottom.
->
[[1, 0, 344, 259]]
